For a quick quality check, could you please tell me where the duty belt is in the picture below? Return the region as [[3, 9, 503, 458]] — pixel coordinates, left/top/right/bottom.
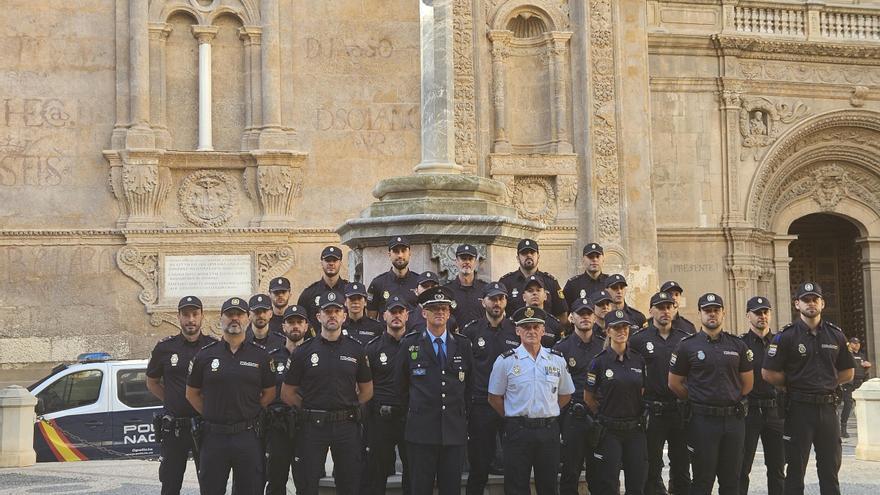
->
[[302, 408, 359, 423], [789, 391, 837, 404], [567, 402, 590, 418], [645, 400, 678, 414], [598, 415, 641, 430], [373, 404, 405, 417], [508, 416, 557, 428], [690, 402, 744, 417], [748, 398, 778, 408], [205, 418, 258, 434]]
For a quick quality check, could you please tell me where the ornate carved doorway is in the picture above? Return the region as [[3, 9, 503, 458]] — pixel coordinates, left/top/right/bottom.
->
[[788, 213, 864, 339]]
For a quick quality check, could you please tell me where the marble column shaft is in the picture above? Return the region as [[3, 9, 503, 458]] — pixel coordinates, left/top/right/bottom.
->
[[260, 0, 282, 131], [488, 30, 511, 153], [129, 0, 150, 130]]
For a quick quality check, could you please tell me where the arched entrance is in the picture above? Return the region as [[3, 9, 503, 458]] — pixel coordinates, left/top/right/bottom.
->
[[788, 213, 864, 339]]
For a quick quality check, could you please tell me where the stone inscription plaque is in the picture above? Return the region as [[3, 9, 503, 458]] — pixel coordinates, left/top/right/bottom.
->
[[164, 255, 252, 298]]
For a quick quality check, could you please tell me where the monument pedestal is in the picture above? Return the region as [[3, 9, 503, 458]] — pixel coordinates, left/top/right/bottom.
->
[[853, 378, 880, 461], [338, 174, 541, 283]]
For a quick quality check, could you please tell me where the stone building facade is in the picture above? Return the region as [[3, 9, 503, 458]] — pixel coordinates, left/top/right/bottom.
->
[[1, 0, 880, 368]]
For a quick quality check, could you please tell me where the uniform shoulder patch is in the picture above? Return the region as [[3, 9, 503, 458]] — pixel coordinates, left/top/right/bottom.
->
[[366, 335, 382, 346], [463, 319, 478, 329], [159, 335, 175, 343], [250, 341, 267, 350], [779, 323, 794, 333], [346, 335, 364, 346], [501, 349, 516, 358], [200, 340, 219, 350], [549, 348, 564, 357]]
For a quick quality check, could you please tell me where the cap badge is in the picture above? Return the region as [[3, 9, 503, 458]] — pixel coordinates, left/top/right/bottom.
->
[[276, 279, 282, 285], [170, 353, 179, 366], [568, 357, 576, 367], [257, 296, 263, 302], [310, 353, 320, 366], [646, 342, 654, 352], [211, 358, 220, 371], [187, 297, 193, 302], [525, 240, 530, 245], [605, 369, 614, 378], [757, 298, 763, 303], [379, 352, 388, 364], [805, 283, 814, 291], [477, 337, 485, 347], [615, 310, 624, 318], [353, 284, 358, 289], [329, 247, 335, 252], [591, 244, 596, 248], [328, 292, 337, 302], [396, 237, 401, 242], [697, 350, 705, 360], [707, 294, 715, 302], [525, 307, 535, 318], [582, 299, 588, 305], [659, 292, 667, 299], [434, 293, 444, 300], [232, 298, 239, 305]]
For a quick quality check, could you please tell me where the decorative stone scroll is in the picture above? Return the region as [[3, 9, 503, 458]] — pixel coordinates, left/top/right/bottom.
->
[[257, 245, 297, 292], [117, 246, 159, 305], [432, 242, 489, 282]]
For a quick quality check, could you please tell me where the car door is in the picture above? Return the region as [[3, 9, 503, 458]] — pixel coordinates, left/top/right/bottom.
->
[[33, 366, 110, 461], [110, 364, 162, 458]]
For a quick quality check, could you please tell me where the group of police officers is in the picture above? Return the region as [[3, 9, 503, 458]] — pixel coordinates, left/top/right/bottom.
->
[[145, 236, 872, 495]]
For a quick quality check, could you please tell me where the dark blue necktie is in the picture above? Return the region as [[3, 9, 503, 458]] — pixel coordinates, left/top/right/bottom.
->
[[434, 337, 446, 368]]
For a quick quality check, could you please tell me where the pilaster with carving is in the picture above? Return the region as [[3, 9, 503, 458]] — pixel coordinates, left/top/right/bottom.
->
[[453, 0, 478, 173], [251, 151, 308, 228], [239, 26, 263, 150], [548, 32, 573, 154], [148, 23, 172, 148], [488, 30, 512, 153]]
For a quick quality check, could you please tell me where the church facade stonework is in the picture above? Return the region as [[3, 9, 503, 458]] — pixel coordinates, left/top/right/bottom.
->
[[2, 0, 880, 367]]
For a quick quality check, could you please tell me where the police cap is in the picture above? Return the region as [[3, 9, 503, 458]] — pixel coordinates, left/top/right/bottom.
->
[[283, 304, 309, 321], [590, 290, 613, 305], [177, 296, 203, 311], [248, 294, 272, 311], [746, 296, 771, 313], [343, 282, 368, 298], [221, 297, 249, 314], [660, 280, 684, 294], [319, 291, 345, 310], [385, 296, 408, 312], [456, 244, 478, 258], [794, 282, 823, 300], [571, 298, 594, 313], [418, 271, 440, 286], [483, 281, 508, 298], [523, 274, 545, 289], [604, 309, 631, 328], [512, 306, 547, 326], [606, 274, 627, 289], [320, 246, 342, 260], [517, 238, 539, 253], [583, 243, 603, 256], [388, 236, 410, 250], [698, 292, 724, 310], [650, 291, 674, 308], [418, 286, 455, 307], [270, 277, 291, 292]]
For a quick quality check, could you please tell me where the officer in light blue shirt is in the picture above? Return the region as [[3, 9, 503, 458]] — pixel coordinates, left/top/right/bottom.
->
[[488, 306, 574, 495]]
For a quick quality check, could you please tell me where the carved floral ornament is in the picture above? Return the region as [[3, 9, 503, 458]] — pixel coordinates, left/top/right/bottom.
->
[[177, 170, 240, 227]]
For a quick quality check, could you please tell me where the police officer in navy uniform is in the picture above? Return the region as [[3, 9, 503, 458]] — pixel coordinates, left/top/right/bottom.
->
[[281, 291, 373, 495], [606, 274, 647, 331], [268, 277, 293, 336], [245, 294, 287, 350], [488, 305, 574, 495], [584, 309, 648, 495], [520, 274, 563, 346], [364, 296, 410, 495], [660, 281, 697, 335], [462, 282, 519, 495], [499, 238, 568, 321], [590, 290, 614, 340], [738, 296, 784, 495], [406, 271, 459, 333], [841, 337, 871, 438], [342, 282, 383, 344], [563, 243, 610, 307], [394, 285, 473, 495], [185, 297, 276, 495], [146, 296, 217, 495], [668, 293, 753, 495], [367, 236, 421, 319], [445, 243, 488, 325], [264, 304, 310, 495], [628, 291, 690, 495], [762, 282, 855, 495], [297, 245, 349, 331], [555, 297, 604, 495]]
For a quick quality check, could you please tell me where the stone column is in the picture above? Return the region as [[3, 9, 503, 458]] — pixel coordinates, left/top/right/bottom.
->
[[772, 235, 797, 329], [127, 0, 154, 148], [858, 237, 880, 366], [487, 30, 512, 153], [719, 89, 743, 224], [192, 26, 219, 152], [120, 150, 170, 228], [549, 32, 573, 154], [0, 386, 37, 467], [240, 26, 263, 150], [149, 23, 172, 149], [414, 0, 461, 174], [853, 379, 880, 460], [260, 0, 286, 148]]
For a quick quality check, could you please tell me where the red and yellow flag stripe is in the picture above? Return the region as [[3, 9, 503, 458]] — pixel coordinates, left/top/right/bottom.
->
[[37, 420, 88, 462]]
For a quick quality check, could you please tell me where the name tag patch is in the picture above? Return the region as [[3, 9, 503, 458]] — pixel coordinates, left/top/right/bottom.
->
[[340, 356, 357, 364], [821, 344, 839, 350], [239, 361, 259, 368], [412, 368, 427, 376], [723, 351, 739, 356]]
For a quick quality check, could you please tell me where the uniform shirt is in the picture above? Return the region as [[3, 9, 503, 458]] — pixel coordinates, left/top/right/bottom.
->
[[462, 316, 519, 401], [297, 277, 349, 330], [541, 314, 563, 348], [267, 344, 292, 407], [245, 324, 287, 351], [489, 345, 575, 418], [146, 333, 218, 417], [628, 322, 688, 402], [673, 314, 697, 335], [670, 331, 752, 406], [762, 319, 854, 395], [591, 323, 607, 341], [853, 350, 869, 384], [562, 272, 609, 307], [554, 331, 605, 405], [586, 348, 646, 419], [186, 340, 275, 424], [367, 269, 421, 313], [740, 330, 776, 400], [366, 332, 404, 406], [445, 277, 488, 325], [268, 313, 285, 336], [394, 330, 474, 446], [620, 304, 647, 331], [498, 269, 568, 318], [285, 335, 372, 410], [343, 315, 384, 345]]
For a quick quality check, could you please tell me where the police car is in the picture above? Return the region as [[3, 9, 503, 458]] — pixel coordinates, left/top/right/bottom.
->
[[28, 352, 162, 462]]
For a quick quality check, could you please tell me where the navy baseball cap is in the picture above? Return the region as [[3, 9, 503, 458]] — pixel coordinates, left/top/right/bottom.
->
[[177, 296, 203, 310], [795, 282, 823, 300], [660, 280, 684, 293], [283, 305, 309, 321], [517, 239, 539, 253], [650, 291, 674, 308], [418, 286, 455, 307], [385, 296, 408, 311], [604, 309, 632, 328], [512, 306, 547, 325], [483, 282, 508, 298], [388, 236, 410, 250], [583, 243, 603, 256], [221, 297, 249, 314], [698, 293, 724, 310], [321, 246, 342, 260], [344, 282, 368, 298], [319, 291, 345, 310], [571, 298, 595, 313], [590, 290, 613, 305], [523, 275, 545, 289], [746, 296, 771, 313], [456, 244, 478, 257], [248, 294, 272, 311], [418, 271, 440, 286], [606, 274, 627, 288], [270, 277, 291, 292]]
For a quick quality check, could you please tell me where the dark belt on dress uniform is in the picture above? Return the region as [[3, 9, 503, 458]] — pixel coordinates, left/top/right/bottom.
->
[[508, 416, 557, 428], [204, 418, 258, 434], [690, 402, 746, 417], [748, 398, 777, 408], [373, 404, 405, 417], [302, 408, 360, 423], [598, 415, 642, 430], [788, 391, 837, 404]]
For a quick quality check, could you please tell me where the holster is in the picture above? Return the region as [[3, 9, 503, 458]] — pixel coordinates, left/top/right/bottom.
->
[[152, 413, 165, 443], [735, 399, 749, 419], [190, 417, 204, 455]]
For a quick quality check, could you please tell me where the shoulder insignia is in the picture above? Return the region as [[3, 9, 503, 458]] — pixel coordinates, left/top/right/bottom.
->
[[200, 340, 219, 351], [681, 333, 697, 341], [547, 314, 560, 323], [345, 335, 364, 345], [366, 335, 382, 346], [567, 274, 579, 282], [549, 348, 564, 357], [159, 335, 175, 343], [543, 271, 558, 281], [402, 331, 420, 340], [463, 319, 479, 329], [301, 336, 315, 345], [595, 348, 609, 357], [501, 349, 516, 358], [451, 332, 469, 340], [826, 321, 843, 333], [250, 341, 267, 350], [779, 323, 794, 333]]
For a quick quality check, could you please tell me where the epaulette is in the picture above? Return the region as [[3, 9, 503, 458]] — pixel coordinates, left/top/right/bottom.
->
[[547, 314, 560, 323], [249, 341, 267, 350], [594, 348, 609, 357], [463, 319, 478, 329], [346, 334, 364, 346], [680, 333, 698, 341], [402, 330, 420, 340], [779, 323, 794, 333], [501, 349, 516, 358], [542, 271, 558, 281], [567, 274, 579, 281], [300, 336, 315, 345], [451, 331, 469, 340], [159, 335, 175, 343], [549, 348, 564, 357], [200, 340, 219, 350], [826, 321, 843, 333]]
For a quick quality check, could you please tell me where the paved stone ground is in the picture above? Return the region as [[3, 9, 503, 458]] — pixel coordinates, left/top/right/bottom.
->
[[1, 418, 875, 494]]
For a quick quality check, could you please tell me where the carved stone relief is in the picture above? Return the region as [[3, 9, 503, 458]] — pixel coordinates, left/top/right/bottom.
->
[[431, 242, 489, 282], [453, 0, 478, 173], [514, 176, 557, 223], [257, 245, 297, 292], [738, 97, 811, 160], [117, 246, 159, 305], [767, 163, 880, 225], [177, 170, 240, 227]]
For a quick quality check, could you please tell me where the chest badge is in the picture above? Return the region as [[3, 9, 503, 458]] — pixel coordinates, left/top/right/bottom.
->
[[170, 353, 179, 366], [211, 358, 220, 371], [697, 350, 706, 361], [767, 344, 777, 357], [512, 364, 521, 376], [580, 289, 586, 298], [746, 349, 754, 362], [798, 343, 807, 355], [379, 352, 388, 364], [310, 353, 320, 366], [277, 363, 285, 372], [511, 288, 519, 298], [477, 337, 486, 348], [459, 371, 465, 382], [383, 290, 390, 300], [270, 361, 277, 373], [605, 369, 614, 378], [568, 357, 576, 367], [646, 342, 654, 353], [314, 295, 320, 306]]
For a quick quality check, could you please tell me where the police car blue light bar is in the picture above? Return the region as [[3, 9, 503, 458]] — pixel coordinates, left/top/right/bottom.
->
[[76, 352, 112, 363]]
